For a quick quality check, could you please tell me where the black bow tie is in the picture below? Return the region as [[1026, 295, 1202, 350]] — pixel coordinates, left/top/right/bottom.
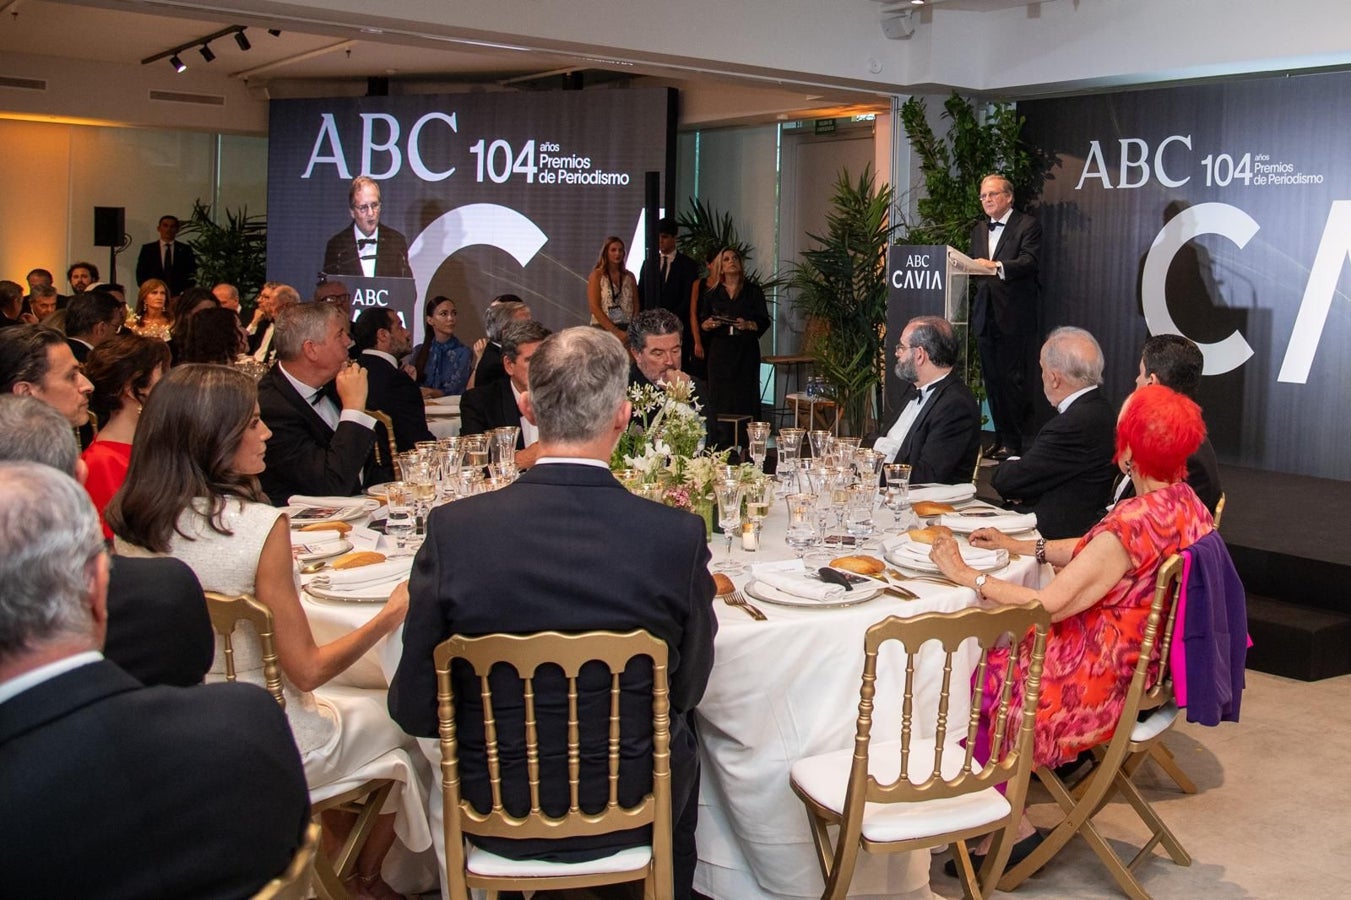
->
[[357, 238, 377, 248], [988, 220, 1004, 231]]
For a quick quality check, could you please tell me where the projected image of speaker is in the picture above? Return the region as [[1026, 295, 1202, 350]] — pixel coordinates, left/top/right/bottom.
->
[[94, 207, 125, 247]]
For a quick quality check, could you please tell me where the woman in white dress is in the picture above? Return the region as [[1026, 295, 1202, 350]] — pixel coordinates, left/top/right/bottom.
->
[[587, 234, 638, 342], [108, 364, 427, 900]]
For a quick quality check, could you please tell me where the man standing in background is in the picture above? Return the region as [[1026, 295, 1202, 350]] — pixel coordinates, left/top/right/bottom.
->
[[135, 215, 197, 298]]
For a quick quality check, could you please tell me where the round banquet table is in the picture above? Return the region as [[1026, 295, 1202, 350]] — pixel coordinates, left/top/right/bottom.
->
[[297, 485, 1052, 899]]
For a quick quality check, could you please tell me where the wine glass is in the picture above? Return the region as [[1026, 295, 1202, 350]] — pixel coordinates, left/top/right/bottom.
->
[[384, 481, 416, 556], [845, 484, 877, 546], [808, 429, 831, 461], [713, 480, 746, 574], [884, 463, 912, 528], [746, 421, 771, 473], [743, 477, 772, 545], [785, 492, 817, 558]]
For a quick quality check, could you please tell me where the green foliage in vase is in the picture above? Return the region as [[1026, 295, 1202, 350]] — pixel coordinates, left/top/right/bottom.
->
[[787, 164, 895, 436]]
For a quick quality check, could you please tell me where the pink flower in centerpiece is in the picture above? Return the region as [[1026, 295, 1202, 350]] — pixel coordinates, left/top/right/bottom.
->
[[663, 486, 692, 510]]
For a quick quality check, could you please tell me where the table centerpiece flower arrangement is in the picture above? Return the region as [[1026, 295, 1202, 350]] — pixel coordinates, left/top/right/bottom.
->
[[611, 379, 752, 535]]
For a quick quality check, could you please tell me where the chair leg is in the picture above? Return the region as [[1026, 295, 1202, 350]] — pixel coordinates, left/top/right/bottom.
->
[[329, 781, 394, 880], [1112, 769, 1192, 867], [1146, 743, 1198, 794], [311, 853, 348, 900]]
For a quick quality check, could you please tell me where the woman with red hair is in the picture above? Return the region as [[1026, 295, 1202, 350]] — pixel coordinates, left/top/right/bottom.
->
[[929, 383, 1212, 862]]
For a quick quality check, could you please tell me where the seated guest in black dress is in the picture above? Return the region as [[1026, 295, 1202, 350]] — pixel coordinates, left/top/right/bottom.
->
[[0, 462, 310, 898], [353, 307, 434, 452], [460, 319, 551, 471]]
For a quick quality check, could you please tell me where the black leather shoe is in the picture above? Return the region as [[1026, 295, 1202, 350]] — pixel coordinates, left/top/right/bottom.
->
[[943, 830, 1045, 879]]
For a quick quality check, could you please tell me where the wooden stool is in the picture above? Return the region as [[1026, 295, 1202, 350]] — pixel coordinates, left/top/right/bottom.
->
[[787, 393, 839, 435]]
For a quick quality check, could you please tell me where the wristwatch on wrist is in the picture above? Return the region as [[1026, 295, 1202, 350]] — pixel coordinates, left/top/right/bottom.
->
[[974, 573, 989, 598]]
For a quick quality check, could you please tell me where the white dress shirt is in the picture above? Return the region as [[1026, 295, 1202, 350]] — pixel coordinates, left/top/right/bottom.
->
[[874, 373, 949, 463], [510, 381, 538, 447], [0, 651, 102, 706], [354, 225, 380, 278]]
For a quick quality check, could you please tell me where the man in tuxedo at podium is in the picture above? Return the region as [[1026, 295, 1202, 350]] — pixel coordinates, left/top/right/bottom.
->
[[134, 215, 197, 298], [322, 176, 413, 279], [969, 174, 1042, 459]]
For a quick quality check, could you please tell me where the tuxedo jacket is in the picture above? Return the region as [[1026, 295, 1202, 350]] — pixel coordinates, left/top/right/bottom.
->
[[873, 374, 982, 485], [389, 462, 716, 860], [1117, 436, 1222, 516], [322, 226, 413, 278], [256, 364, 379, 506], [459, 377, 525, 448], [105, 555, 214, 687], [247, 315, 274, 356], [970, 209, 1042, 337], [639, 252, 700, 321], [358, 352, 434, 452], [1, 660, 309, 898], [66, 336, 92, 364], [471, 341, 506, 389], [991, 388, 1117, 539], [135, 240, 198, 297]]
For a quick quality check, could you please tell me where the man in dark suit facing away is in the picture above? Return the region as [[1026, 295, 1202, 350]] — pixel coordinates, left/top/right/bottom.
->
[[322, 176, 413, 279], [0, 461, 310, 898], [390, 326, 716, 898], [353, 307, 434, 452], [970, 174, 1042, 458]]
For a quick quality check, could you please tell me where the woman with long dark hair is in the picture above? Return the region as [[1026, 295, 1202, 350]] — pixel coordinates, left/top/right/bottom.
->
[[411, 294, 474, 397], [81, 332, 171, 538], [587, 235, 638, 341], [109, 365, 429, 899]]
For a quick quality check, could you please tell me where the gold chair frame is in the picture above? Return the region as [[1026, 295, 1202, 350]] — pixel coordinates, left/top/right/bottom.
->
[[971, 444, 984, 484], [790, 601, 1051, 900], [204, 591, 394, 900], [998, 555, 1191, 899], [368, 409, 397, 468], [252, 821, 321, 900], [434, 629, 673, 900], [1213, 492, 1226, 530]]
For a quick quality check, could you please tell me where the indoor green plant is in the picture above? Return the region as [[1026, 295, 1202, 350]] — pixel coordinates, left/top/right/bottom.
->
[[177, 199, 267, 312]]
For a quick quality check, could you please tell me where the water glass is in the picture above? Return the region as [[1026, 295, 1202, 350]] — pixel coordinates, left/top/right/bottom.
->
[[746, 421, 771, 472], [808, 429, 831, 460], [384, 482, 416, 554], [884, 463, 912, 527], [845, 484, 876, 542], [785, 492, 817, 557]]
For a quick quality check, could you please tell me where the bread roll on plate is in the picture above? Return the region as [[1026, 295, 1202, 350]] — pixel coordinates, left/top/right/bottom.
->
[[298, 520, 352, 535], [331, 550, 386, 570], [713, 573, 736, 595], [829, 555, 885, 576], [906, 525, 954, 545], [912, 500, 956, 517]]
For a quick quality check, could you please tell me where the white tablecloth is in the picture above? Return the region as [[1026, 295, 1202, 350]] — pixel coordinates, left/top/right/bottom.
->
[[298, 489, 1053, 899], [693, 503, 1049, 899]]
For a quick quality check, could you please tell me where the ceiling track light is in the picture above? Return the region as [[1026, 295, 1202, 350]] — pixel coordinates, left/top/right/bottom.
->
[[141, 24, 251, 69], [199, 44, 215, 63], [234, 30, 251, 52], [169, 54, 187, 73]]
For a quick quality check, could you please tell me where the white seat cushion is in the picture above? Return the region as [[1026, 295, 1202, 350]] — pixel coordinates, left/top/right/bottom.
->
[[790, 738, 1012, 844], [1131, 701, 1179, 742], [466, 842, 652, 877]]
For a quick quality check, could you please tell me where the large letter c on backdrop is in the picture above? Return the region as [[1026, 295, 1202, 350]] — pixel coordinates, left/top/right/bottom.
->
[[1142, 202, 1257, 376], [406, 203, 548, 344]]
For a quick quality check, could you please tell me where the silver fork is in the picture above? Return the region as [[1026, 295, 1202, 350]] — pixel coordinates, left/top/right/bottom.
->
[[724, 590, 768, 620]]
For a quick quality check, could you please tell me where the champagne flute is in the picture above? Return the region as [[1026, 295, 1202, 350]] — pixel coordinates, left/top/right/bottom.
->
[[713, 480, 746, 574], [744, 477, 771, 544], [746, 421, 771, 473]]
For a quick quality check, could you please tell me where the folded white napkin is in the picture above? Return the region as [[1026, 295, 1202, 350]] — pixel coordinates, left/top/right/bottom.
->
[[322, 560, 410, 590], [288, 495, 380, 509], [939, 511, 1038, 533], [290, 530, 343, 550], [754, 569, 846, 602], [884, 536, 1003, 568], [907, 484, 977, 504]]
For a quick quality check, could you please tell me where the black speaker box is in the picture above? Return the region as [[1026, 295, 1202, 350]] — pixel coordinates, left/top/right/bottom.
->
[[93, 206, 125, 247]]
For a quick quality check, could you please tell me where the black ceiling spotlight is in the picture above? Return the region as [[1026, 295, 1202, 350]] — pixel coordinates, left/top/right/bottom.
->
[[234, 29, 251, 51], [169, 54, 187, 73], [142, 24, 252, 71], [199, 44, 215, 63]]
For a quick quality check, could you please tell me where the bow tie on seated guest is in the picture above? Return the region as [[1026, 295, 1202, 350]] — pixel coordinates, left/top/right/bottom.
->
[[988, 220, 1005, 231], [357, 237, 377, 248]]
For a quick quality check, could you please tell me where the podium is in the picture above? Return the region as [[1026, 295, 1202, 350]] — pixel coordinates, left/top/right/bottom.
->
[[883, 243, 994, 411]]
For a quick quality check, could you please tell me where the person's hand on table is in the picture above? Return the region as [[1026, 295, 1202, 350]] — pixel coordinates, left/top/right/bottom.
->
[[969, 527, 1015, 551], [384, 581, 410, 623], [419, 386, 441, 399], [930, 533, 977, 586], [335, 360, 369, 410]]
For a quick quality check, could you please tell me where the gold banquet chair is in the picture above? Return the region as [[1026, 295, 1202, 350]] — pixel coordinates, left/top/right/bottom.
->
[[204, 592, 395, 900], [998, 555, 1191, 899], [434, 629, 673, 900], [789, 601, 1051, 900], [252, 821, 322, 900], [367, 409, 397, 469]]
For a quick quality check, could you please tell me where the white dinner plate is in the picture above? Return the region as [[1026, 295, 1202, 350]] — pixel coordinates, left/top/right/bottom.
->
[[302, 577, 403, 604], [294, 539, 352, 564], [285, 501, 376, 526], [884, 535, 1009, 575], [744, 578, 882, 610], [939, 507, 1038, 535]]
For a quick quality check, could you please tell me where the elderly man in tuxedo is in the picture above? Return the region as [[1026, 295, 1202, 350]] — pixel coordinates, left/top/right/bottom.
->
[[871, 315, 981, 485], [256, 301, 380, 505], [135, 214, 198, 297], [353, 306, 434, 452], [0, 461, 310, 897], [992, 326, 1117, 539], [0, 395, 213, 687], [970, 174, 1042, 459], [459, 318, 551, 470], [390, 326, 716, 898], [322, 176, 412, 279]]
